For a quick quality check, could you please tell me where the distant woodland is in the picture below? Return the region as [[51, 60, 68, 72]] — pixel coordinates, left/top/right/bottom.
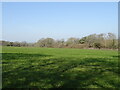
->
[[1, 33, 119, 49]]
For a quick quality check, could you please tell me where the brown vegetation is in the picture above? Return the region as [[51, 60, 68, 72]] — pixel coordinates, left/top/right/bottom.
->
[[1, 33, 118, 49]]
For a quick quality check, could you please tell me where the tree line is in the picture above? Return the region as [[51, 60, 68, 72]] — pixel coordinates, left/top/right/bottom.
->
[[0, 33, 118, 49]]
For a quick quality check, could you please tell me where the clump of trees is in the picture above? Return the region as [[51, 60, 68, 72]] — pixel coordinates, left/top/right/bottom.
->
[[0, 41, 34, 47], [35, 38, 55, 47], [0, 33, 118, 49], [78, 33, 118, 49]]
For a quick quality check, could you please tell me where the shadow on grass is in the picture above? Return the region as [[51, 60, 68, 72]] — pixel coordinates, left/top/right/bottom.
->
[[2, 53, 119, 88]]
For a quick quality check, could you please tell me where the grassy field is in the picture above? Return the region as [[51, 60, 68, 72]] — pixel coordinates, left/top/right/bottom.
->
[[2, 46, 119, 88]]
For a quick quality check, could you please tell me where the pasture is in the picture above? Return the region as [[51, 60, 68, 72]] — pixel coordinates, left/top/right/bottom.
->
[[2, 46, 119, 88]]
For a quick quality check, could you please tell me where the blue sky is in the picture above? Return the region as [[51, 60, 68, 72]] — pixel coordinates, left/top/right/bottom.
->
[[2, 2, 118, 42]]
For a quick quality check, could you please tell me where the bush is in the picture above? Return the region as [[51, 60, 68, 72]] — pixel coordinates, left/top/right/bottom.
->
[[94, 43, 101, 49]]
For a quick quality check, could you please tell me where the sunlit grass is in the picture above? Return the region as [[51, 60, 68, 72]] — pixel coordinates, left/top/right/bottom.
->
[[2, 46, 119, 88]]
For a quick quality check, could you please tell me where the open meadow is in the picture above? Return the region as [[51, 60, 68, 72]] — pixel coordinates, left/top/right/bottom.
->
[[2, 46, 119, 88]]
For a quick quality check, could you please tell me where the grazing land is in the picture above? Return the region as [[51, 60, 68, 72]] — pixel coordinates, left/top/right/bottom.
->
[[2, 46, 119, 88]]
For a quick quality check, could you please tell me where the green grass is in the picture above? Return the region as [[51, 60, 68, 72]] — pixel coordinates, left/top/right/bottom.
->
[[2, 46, 119, 88]]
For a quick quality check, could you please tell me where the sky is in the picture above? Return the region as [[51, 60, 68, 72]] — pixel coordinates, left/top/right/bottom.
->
[[2, 2, 118, 42]]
